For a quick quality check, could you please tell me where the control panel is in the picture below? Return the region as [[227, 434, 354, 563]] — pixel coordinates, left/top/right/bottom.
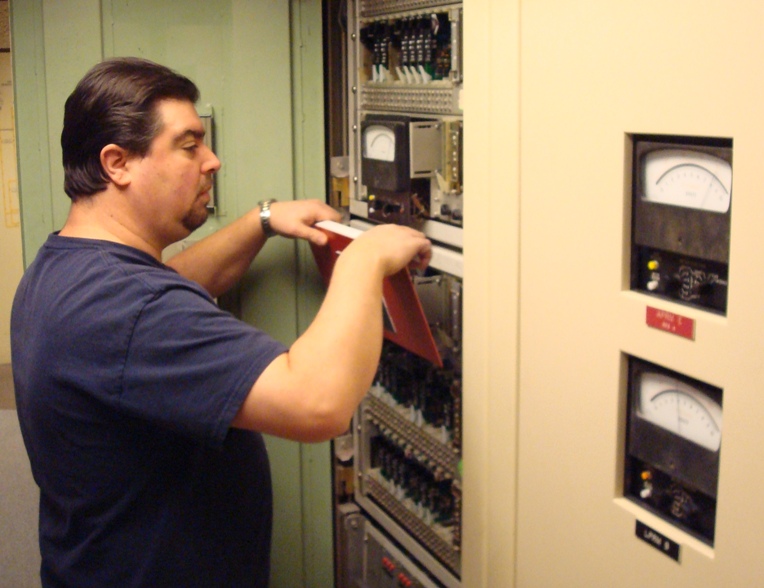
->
[[630, 135, 732, 314], [624, 357, 722, 545], [337, 504, 445, 588], [339, 220, 463, 586], [347, 0, 464, 249], [623, 133, 732, 549], [328, 1, 465, 585], [358, 268, 462, 581]]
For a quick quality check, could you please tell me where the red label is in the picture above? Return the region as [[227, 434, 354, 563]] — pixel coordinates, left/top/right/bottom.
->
[[646, 306, 695, 340]]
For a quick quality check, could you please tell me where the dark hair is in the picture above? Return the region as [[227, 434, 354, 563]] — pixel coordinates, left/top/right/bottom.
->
[[61, 57, 200, 200]]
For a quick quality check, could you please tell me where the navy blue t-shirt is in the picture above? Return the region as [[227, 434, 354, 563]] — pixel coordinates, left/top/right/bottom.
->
[[11, 234, 288, 587]]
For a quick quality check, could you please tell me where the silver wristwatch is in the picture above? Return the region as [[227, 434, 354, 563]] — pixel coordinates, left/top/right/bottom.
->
[[258, 199, 277, 239]]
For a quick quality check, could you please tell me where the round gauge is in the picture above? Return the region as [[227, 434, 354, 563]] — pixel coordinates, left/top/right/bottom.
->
[[363, 125, 396, 162], [642, 149, 732, 213], [637, 372, 722, 452]]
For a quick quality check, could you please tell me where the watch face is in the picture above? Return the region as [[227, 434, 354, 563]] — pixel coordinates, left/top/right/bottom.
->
[[637, 371, 722, 452], [641, 149, 732, 213], [258, 200, 276, 237], [363, 125, 396, 162]]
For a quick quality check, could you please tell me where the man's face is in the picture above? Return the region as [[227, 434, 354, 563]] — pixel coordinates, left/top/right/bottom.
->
[[128, 99, 221, 246]]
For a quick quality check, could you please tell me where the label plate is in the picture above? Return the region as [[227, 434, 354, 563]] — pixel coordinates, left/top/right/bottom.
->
[[646, 306, 695, 340], [635, 521, 680, 561]]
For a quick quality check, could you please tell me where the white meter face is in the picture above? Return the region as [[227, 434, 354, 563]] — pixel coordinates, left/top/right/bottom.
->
[[363, 125, 396, 162], [637, 372, 722, 452], [642, 149, 732, 213]]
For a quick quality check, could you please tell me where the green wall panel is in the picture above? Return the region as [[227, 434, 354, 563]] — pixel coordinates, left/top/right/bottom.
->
[[291, 1, 334, 586]]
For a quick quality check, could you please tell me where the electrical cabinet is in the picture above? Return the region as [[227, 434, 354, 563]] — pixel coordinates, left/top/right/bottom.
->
[[346, 0, 464, 248], [330, 228, 463, 588], [331, 1, 764, 586], [516, 2, 764, 587], [326, 0, 464, 586]]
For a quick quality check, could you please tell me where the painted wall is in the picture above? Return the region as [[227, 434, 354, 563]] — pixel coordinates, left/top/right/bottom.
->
[[10, 1, 331, 586], [0, 0, 22, 364]]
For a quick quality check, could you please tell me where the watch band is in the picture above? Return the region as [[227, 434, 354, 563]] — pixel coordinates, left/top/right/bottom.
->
[[258, 199, 277, 239]]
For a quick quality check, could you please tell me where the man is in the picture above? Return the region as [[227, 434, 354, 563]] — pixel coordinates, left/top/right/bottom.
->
[[11, 57, 431, 587]]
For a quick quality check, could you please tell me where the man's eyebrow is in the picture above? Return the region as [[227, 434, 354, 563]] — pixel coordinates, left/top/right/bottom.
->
[[173, 129, 205, 144]]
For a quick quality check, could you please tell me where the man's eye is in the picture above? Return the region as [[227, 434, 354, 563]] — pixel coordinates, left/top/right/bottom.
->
[[184, 144, 199, 152]]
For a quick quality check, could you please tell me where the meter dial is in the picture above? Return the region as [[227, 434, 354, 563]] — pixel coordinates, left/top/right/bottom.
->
[[637, 372, 722, 452], [363, 125, 396, 162], [642, 149, 732, 213]]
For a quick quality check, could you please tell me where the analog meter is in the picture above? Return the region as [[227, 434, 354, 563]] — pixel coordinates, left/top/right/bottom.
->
[[631, 136, 733, 314], [360, 114, 433, 227], [363, 125, 396, 162], [625, 357, 722, 545], [637, 372, 722, 452], [641, 149, 731, 213]]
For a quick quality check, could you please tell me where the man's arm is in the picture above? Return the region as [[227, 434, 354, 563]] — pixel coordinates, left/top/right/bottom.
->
[[232, 223, 432, 443], [166, 200, 341, 298]]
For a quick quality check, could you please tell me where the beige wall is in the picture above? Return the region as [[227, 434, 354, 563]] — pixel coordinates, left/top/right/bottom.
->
[[0, 25, 22, 364]]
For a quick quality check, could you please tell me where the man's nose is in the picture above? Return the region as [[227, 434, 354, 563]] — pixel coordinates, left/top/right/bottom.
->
[[203, 145, 222, 174]]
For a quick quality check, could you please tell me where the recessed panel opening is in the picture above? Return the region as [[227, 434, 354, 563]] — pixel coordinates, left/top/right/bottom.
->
[[630, 134, 733, 314], [624, 356, 722, 546]]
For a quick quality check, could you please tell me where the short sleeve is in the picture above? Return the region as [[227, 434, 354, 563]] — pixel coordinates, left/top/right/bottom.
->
[[121, 284, 287, 446]]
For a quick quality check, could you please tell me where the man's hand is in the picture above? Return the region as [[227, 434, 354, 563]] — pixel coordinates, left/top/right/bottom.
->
[[343, 223, 432, 277], [266, 200, 342, 245]]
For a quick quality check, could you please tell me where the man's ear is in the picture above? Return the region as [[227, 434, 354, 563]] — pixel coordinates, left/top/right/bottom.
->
[[100, 144, 132, 187]]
